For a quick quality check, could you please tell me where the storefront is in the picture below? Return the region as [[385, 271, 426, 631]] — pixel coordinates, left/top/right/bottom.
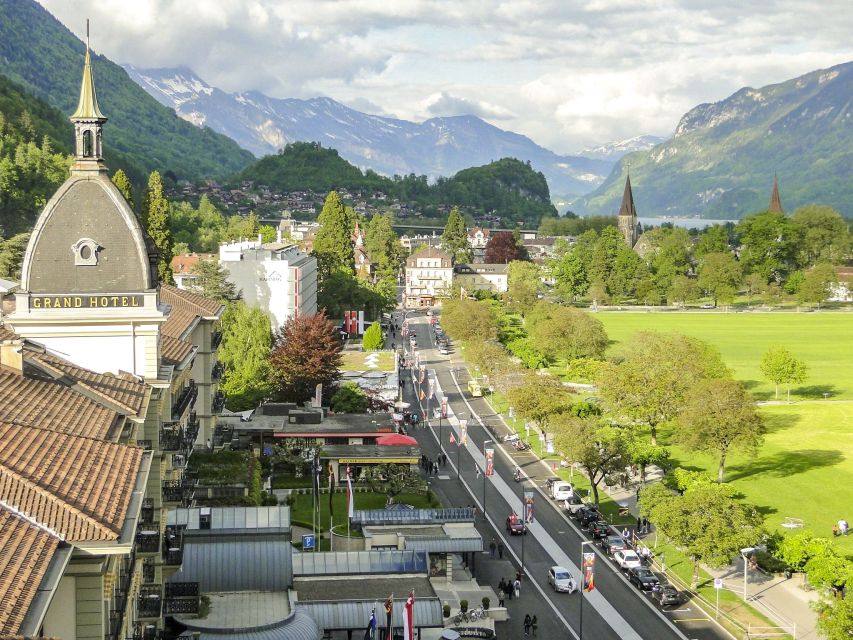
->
[[319, 444, 420, 481]]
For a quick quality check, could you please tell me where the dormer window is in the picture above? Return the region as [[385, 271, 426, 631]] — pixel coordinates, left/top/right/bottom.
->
[[72, 238, 101, 266]]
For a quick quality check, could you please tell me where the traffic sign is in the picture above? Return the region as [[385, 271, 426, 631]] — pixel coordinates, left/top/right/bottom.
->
[[302, 534, 315, 550], [713, 577, 723, 589]]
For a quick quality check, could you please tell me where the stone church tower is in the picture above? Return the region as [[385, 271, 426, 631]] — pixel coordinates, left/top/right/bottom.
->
[[617, 175, 641, 247], [9, 39, 166, 377]]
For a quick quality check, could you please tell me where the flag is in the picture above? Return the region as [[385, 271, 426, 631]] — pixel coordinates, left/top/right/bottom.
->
[[363, 608, 376, 640], [582, 552, 596, 592], [384, 595, 393, 636], [403, 591, 415, 640], [449, 433, 456, 445], [329, 468, 336, 516], [419, 388, 426, 401], [346, 464, 355, 519]]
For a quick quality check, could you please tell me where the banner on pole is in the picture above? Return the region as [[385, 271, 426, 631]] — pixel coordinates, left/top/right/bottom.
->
[[346, 464, 354, 519], [460, 420, 468, 446], [523, 490, 535, 524], [384, 595, 393, 637], [403, 591, 415, 640], [419, 365, 425, 384], [441, 397, 448, 419], [582, 552, 596, 592], [485, 448, 495, 476]]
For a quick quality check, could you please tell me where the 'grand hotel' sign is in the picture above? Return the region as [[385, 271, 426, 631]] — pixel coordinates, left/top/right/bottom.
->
[[29, 294, 145, 309]]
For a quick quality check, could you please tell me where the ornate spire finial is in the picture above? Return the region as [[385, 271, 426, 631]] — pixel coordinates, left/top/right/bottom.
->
[[71, 20, 106, 121]]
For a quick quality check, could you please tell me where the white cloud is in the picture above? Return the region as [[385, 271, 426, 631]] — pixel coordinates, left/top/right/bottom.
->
[[37, 0, 853, 151]]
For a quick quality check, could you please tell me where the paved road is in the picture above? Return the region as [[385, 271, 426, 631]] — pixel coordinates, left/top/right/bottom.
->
[[398, 310, 728, 640]]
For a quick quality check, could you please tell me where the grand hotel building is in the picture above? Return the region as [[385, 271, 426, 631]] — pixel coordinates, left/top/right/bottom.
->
[[0, 41, 224, 639]]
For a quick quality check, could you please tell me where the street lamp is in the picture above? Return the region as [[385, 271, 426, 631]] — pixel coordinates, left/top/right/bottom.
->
[[482, 439, 492, 519], [741, 547, 755, 602], [579, 540, 595, 640]]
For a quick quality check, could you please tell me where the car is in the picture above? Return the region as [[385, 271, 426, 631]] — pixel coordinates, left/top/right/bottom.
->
[[550, 481, 574, 501], [563, 495, 585, 514], [548, 566, 576, 593], [426, 309, 433, 317], [506, 515, 527, 535], [653, 584, 681, 606], [544, 477, 561, 492], [700, 303, 714, 309], [589, 521, 610, 539], [599, 534, 626, 555], [628, 567, 660, 591], [613, 550, 642, 570], [438, 346, 449, 355], [579, 510, 601, 528], [572, 506, 596, 522]]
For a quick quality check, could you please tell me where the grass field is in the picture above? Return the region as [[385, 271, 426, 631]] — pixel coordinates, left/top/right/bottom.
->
[[340, 350, 396, 371], [597, 311, 853, 400]]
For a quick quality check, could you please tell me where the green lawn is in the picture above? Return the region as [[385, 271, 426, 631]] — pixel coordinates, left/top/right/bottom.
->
[[340, 350, 396, 372], [659, 402, 853, 557], [597, 311, 853, 400], [289, 491, 434, 533]]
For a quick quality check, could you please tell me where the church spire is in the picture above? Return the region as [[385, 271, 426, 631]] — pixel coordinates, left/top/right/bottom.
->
[[768, 174, 784, 214], [70, 20, 107, 174], [617, 174, 640, 247]]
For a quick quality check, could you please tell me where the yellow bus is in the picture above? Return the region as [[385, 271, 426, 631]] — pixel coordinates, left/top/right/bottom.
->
[[467, 380, 483, 397]]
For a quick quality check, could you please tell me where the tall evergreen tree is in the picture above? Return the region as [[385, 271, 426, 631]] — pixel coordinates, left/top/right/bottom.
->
[[111, 169, 134, 209], [364, 212, 401, 279], [313, 191, 355, 281], [188, 259, 241, 302], [441, 207, 471, 263], [143, 170, 173, 283]]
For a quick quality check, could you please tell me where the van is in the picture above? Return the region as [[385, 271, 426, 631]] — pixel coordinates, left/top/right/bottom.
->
[[551, 481, 574, 501], [467, 380, 483, 397]]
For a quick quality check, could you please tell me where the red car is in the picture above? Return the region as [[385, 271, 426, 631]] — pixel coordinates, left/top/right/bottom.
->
[[506, 515, 527, 535]]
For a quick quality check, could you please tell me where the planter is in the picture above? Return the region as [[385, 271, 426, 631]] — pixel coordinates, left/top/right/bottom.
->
[[330, 527, 366, 551]]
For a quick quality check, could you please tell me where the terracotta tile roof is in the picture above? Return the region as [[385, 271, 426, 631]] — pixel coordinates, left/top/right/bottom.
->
[[0, 370, 121, 441], [25, 352, 148, 418], [170, 253, 200, 274], [0, 325, 19, 341], [161, 335, 195, 367], [0, 421, 143, 541], [160, 305, 199, 340], [161, 283, 224, 317], [0, 508, 60, 635]]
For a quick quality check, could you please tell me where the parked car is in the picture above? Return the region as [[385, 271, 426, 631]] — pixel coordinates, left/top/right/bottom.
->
[[614, 550, 642, 570], [506, 515, 527, 535], [550, 481, 574, 501], [589, 521, 610, 539], [439, 346, 449, 355], [563, 495, 585, 514], [599, 535, 626, 555], [579, 509, 601, 528], [572, 506, 595, 522], [544, 477, 561, 493], [628, 567, 660, 591], [653, 585, 681, 606], [548, 566, 576, 593]]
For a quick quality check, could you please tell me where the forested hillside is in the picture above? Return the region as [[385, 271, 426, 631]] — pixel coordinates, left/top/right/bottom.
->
[[0, 0, 254, 182]]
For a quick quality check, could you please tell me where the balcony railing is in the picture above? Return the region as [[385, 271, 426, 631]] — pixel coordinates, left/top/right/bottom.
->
[[159, 425, 183, 453], [136, 585, 162, 619], [163, 524, 185, 566], [135, 529, 160, 554], [140, 498, 155, 525], [212, 391, 226, 414], [164, 581, 200, 615], [211, 361, 225, 381], [212, 330, 223, 349], [171, 380, 197, 420], [142, 558, 155, 584], [130, 625, 163, 640], [162, 480, 183, 504], [136, 440, 152, 450]]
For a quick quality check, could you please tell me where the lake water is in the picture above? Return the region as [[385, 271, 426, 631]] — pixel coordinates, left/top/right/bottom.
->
[[639, 217, 737, 229]]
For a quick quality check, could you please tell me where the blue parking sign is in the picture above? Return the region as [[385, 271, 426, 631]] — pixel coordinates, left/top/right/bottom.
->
[[302, 534, 315, 550]]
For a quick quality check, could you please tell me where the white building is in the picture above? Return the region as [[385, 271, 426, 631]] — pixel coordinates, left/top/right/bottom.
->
[[453, 263, 509, 293], [405, 246, 453, 307], [219, 236, 317, 330]]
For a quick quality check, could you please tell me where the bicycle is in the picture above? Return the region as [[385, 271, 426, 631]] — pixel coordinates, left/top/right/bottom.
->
[[468, 606, 487, 621]]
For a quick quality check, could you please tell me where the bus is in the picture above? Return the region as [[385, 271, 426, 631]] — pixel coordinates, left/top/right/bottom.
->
[[467, 380, 483, 397]]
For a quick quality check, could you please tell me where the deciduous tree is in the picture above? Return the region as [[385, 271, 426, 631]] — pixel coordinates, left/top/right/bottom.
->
[[505, 261, 540, 313], [0, 232, 30, 279], [678, 379, 764, 482], [736, 211, 800, 283], [797, 264, 838, 307], [330, 382, 369, 413], [270, 312, 343, 402], [143, 170, 173, 283], [218, 302, 273, 410], [506, 374, 575, 433], [697, 252, 741, 306], [441, 207, 471, 263], [791, 205, 850, 267], [694, 224, 730, 258], [440, 299, 498, 342], [667, 275, 699, 307], [760, 346, 808, 401], [313, 191, 355, 281], [550, 250, 588, 302], [813, 593, 853, 640], [484, 231, 527, 263], [530, 306, 608, 369]]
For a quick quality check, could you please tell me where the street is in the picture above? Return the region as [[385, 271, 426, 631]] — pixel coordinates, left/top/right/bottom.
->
[[399, 310, 729, 640]]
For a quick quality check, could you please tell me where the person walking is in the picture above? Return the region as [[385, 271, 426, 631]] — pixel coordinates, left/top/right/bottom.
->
[[513, 577, 521, 599], [497, 580, 505, 608], [489, 539, 497, 559], [523, 614, 532, 637], [505, 579, 513, 601], [531, 615, 538, 636], [498, 542, 504, 559]]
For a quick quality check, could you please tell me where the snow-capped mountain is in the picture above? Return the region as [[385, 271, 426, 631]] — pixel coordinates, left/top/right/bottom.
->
[[123, 65, 614, 196], [578, 135, 666, 160]]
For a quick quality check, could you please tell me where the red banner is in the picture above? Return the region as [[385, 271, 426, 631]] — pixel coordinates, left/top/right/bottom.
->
[[582, 552, 596, 592], [485, 448, 495, 477]]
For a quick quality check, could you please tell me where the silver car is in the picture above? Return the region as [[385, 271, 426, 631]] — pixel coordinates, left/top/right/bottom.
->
[[548, 566, 577, 593]]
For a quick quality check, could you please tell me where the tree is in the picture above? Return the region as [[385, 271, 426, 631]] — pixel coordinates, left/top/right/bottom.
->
[[441, 206, 471, 263], [760, 346, 808, 401], [218, 302, 273, 410], [269, 312, 343, 402], [667, 275, 699, 307], [365, 212, 402, 279], [797, 264, 838, 307], [599, 332, 729, 445], [188, 259, 240, 302], [505, 261, 540, 313], [361, 463, 426, 502], [553, 415, 632, 507], [551, 250, 588, 302], [484, 231, 527, 263], [330, 382, 369, 413], [744, 273, 766, 302], [0, 232, 30, 279], [259, 224, 277, 243], [589, 226, 622, 292], [313, 191, 355, 281], [648, 227, 693, 294], [111, 169, 134, 209], [530, 306, 608, 369], [694, 224, 730, 258], [640, 483, 764, 588], [678, 379, 764, 482], [362, 321, 385, 350], [608, 246, 643, 302], [813, 593, 853, 640], [630, 440, 670, 482], [143, 171, 174, 283], [736, 211, 801, 283], [506, 374, 575, 434], [773, 531, 835, 575], [791, 205, 850, 267], [440, 299, 498, 342], [697, 252, 741, 307]]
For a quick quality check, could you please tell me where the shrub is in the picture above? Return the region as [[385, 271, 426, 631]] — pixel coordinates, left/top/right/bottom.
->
[[482, 596, 490, 610], [330, 382, 369, 413], [362, 321, 385, 350], [460, 599, 468, 613], [443, 604, 451, 618]]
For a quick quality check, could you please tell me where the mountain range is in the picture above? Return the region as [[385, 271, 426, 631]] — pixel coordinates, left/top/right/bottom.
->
[[579, 61, 853, 219], [123, 65, 618, 197]]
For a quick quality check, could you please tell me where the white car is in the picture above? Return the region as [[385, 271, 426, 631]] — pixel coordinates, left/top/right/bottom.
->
[[548, 566, 577, 593], [562, 495, 585, 514], [439, 346, 449, 355], [551, 481, 574, 501], [613, 549, 642, 570]]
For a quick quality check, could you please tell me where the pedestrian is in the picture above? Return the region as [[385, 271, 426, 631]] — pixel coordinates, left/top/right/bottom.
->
[[839, 519, 849, 536], [498, 542, 504, 559], [531, 615, 538, 636], [490, 539, 497, 559], [476, 466, 482, 479], [505, 579, 513, 601], [513, 577, 521, 599], [641, 546, 651, 564], [498, 590, 505, 608], [637, 516, 642, 530], [622, 527, 630, 543], [523, 614, 532, 637], [433, 461, 439, 475]]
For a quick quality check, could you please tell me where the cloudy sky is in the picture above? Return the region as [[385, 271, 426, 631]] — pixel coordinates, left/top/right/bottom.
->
[[38, 0, 853, 153]]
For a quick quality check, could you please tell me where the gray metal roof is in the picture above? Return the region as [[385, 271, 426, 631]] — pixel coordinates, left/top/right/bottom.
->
[[297, 598, 443, 631], [179, 611, 320, 640], [168, 506, 291, 531], [319, 444, 420, 459], [293, 550, 427, 576], [169, 537, 292, 591], [352, 508, 475, 525], [404, 535, 483, 553]]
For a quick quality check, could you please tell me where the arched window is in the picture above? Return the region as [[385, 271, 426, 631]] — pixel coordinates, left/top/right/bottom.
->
[[82, 130, 93, 157]]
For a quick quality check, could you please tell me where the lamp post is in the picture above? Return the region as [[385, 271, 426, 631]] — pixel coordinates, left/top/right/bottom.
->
[[579, 540, 594, 640], [741, 547, 755, 602], [482, 439, 492, 519]]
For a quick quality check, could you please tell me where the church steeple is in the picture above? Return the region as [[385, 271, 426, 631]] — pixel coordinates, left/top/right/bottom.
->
[[70, 21, 107, 174], [617, 174, 640, 247], [768, 174, 784, 214]]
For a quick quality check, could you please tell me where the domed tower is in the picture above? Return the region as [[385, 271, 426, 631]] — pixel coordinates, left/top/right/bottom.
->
[[9, 31, 165, 377]]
